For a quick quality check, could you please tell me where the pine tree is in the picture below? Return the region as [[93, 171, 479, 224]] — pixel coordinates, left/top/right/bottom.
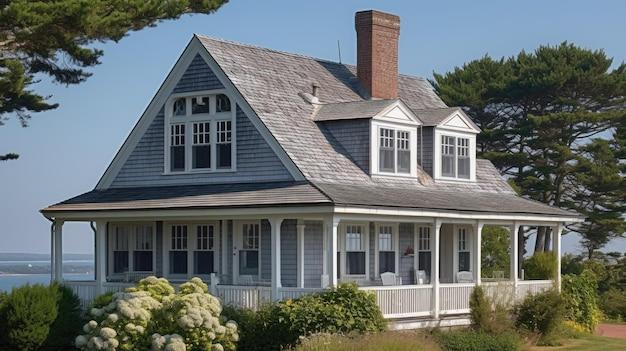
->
[[432, 42, 626, 254], [0, 0, 228, 160]]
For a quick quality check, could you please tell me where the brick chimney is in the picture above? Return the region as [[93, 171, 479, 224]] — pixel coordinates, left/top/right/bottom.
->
[[355, 10, 400, 100]]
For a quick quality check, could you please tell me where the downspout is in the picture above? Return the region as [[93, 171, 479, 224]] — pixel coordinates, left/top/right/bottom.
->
[[90, 222, 97, 281]]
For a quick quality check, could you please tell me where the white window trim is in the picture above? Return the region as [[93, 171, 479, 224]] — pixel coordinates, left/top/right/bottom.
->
[[232, 220, 262, 284], [370, 120, 418, 178], [163, 89, 237, 175], [374, 222, 400, 277], [339, 222, 370, 281], [453, 224, 473, 281], [108, 222, 156, 278], [433, 128, 476, 182], [163, 221, 220, 280]]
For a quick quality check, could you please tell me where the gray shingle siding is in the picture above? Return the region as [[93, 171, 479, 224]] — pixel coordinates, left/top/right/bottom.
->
[[173, 54, 224, 93], [304, 221, 323, 288], [399, 223, 413, 284], [419, 126, 434, 176], [321, 119, 370, 173], [109, 57, 292, 188], [280, 219, 297, 287]]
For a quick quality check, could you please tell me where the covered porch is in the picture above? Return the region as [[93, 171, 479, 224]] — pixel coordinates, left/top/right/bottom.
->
[[49, 208, 565, 319]]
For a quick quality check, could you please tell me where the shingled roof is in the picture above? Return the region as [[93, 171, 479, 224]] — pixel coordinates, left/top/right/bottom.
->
[[42, 36, 580, 219]]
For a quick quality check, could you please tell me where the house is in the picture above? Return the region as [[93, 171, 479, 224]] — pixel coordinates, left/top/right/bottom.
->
[[42, 10, 581, 328]]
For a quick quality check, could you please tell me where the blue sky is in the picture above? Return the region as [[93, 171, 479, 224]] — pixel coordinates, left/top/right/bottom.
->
[[1, 0, 625, 254]]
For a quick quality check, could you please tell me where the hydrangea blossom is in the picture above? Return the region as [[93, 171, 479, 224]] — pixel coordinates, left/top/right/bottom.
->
[[75, 276, 238, 351]]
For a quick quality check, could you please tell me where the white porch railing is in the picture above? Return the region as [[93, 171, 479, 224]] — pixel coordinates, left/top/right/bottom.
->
[[440, 283, 474, 315], [64, 279, 555, 318], [361, 285, 432, 318], [279, 287, 325, 300], [215, 285, 272, 310]]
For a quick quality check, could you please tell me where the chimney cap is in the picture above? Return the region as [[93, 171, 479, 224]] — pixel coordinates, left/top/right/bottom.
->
[[355, 9, 400, 30]]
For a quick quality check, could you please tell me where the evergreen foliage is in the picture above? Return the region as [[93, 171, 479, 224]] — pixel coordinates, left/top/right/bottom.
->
[[523, 251, 557, 280], [481, 226, 511, 279], [1, 284, 58, 351], [433, 42, 626, 255], [0, 0, 228, 159]]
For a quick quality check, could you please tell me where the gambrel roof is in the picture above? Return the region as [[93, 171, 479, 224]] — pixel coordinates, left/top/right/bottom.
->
[[42, 36, 580, 219]]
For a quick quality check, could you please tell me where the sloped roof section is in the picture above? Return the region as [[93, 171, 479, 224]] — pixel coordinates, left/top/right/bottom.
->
[[316, 181, 578, 217], [313, 99, 397, 121], [42, 182, 331, 212], [197, 36, 445, 184]]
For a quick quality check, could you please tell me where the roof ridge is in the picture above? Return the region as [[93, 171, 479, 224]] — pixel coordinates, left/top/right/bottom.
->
[[195, 34, 430, 82]]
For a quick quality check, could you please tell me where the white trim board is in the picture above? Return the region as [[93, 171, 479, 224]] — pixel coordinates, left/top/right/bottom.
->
[[95, 36, 303, 190]]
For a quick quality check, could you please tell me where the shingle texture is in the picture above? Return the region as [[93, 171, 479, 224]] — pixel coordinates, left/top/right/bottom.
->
[[43, 36, 580, 219], [313, 99, 397, 121], [43, 182, 330, 212]]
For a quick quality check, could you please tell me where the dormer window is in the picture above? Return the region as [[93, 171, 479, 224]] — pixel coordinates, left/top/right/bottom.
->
[[441, 135, 470, 179], [374, 125, 416, 176], [164, 91, 236, 174]]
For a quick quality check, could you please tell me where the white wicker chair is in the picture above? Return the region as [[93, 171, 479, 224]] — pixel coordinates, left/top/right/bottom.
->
[[381, 272, 402, 286], [456, 271, 473, 283]]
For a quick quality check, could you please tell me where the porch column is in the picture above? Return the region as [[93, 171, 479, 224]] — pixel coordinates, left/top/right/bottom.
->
[[553, 223, 563, 292], [297, 220, 306, 288], [53, 220, 64, 282], [221, 220, 228, 277], [510, 222, 520, 288], [95, 221, 107, 293], [474, 221, 484, 284], [270, 217, 284, 300], [432, 219, 442, 319], [328, 217, 340, 287]]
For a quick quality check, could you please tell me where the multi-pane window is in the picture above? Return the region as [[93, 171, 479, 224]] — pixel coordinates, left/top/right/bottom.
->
[[167, 94, 234, 172], [345, 225, 366, 275], [441, 135, 471, 179], [191, 96, 210, 114], [113, 227, 129, 274], [194, 225, 215, 275], [378, 225, 395, 274], [170, 225, 188, 275], [458, 227, 470, 272], [173, 98, 186, 116], [133, 225, 153, 272], [441, 135, 456, 177], [216, 94, 231, 112], [457, 138, 470, 179], [240, 223, 260, 276], [378, 127, 412, 174], [418, 227, 431, 283], [192, 122, 211, 169], [379, 128, 395, 172], [397, 131, 411, 173], [170, 124, 186, 172], [110, 223, 154, 275], [217, 121, 232, 169]]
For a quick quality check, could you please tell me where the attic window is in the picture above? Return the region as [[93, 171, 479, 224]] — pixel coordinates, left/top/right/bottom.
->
[[165, 92, 236, 173], [216, 94, 231, 112], [377, 127, 411, 175], [441, 135, 471, 179]]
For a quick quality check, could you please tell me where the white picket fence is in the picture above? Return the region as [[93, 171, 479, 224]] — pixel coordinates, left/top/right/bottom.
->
[[361, 285, 432, 318]]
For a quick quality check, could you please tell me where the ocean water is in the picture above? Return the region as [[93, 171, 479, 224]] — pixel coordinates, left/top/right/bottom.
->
[[0, 273, 93, 292]]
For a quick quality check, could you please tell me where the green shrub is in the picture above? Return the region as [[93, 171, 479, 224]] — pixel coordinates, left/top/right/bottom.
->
[[514, 289, 564, 345], [523, 251, 557, 280], [468, 285, 513, 334], [222, 283, 386, 350], [1, 284, 58, 351], [562, 270, 601, 332], [76, 277, 238, 351], [89, 291, 113, 309], [436, 330, 520, 351], [43, 283, 84, 351], [600, 288, 626, 322]]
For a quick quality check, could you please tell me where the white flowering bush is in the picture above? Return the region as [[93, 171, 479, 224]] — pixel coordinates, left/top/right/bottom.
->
[[76, 277, 238, 351]]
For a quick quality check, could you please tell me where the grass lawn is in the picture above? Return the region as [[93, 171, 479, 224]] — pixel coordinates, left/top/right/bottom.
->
[[527, 336, 626, 351]]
